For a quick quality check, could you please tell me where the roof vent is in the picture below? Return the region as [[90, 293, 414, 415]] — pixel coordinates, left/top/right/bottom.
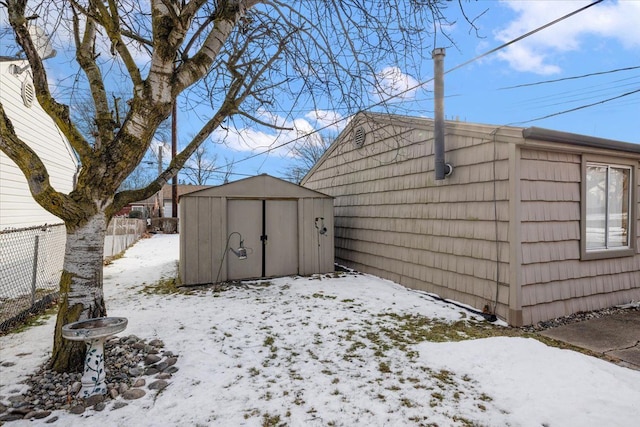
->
[[21, 79, 35, 108], [353, 126, 366, 148]]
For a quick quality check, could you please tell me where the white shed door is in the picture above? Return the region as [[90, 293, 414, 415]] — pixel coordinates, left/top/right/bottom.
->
[[265, 200, 298, 277], [227, 200, 263, 280], [226, 199, 298, 280]]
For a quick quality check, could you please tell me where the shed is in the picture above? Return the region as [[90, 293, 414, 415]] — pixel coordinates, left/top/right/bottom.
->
[[179, 174, 334, 285], [301, 111, 640, 327]]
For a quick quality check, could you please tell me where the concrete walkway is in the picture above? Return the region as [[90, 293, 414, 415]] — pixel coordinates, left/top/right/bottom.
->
[[539, 310, 640, 370]]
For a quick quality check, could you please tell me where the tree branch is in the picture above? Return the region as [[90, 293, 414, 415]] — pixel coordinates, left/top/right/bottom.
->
[[0, 103, 79, 221], [7, 0, 92, 161]]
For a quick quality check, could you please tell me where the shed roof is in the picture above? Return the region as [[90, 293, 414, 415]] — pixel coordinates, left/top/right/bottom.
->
[[180, 174, 332, 199]]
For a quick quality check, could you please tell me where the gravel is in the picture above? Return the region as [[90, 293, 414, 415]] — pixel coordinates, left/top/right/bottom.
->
[[0, 335, 179, 423], [520, 302, 640, 333]]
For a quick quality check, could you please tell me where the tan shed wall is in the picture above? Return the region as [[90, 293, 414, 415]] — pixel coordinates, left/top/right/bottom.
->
[[303, 117, 514, 320], [518, 149, 640, 325], [179, 195, 226, 285], [179, 193, 334, 285]]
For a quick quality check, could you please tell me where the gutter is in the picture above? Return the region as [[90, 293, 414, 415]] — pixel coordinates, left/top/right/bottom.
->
[[523, 127, 640, 154]]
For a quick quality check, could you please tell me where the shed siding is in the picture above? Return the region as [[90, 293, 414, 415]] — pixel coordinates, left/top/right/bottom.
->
[[179, 196, 226, 285], [179, 175, 334, 285], [0, 61, 78, 229], [303, 116, 513, 318], [519, 149, 640, 325]]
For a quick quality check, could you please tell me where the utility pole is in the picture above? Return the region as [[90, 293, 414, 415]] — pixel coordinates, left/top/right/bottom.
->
[[171, 81, 178, 218], [157, 146, 164, 218]]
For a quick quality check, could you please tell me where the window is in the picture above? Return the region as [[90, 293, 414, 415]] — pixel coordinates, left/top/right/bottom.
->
[[582, 159, 635, 259]]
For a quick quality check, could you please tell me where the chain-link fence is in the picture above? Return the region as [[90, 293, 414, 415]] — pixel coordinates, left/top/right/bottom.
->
[[1, 218, 147, 332], [0, 224, 65, 332]]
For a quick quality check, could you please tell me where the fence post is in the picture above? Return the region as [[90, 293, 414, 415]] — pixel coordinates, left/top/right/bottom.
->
[[111, 217, 117, 257], [31, 235, 40, 305]]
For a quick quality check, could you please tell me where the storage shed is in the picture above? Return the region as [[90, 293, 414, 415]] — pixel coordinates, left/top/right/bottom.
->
[[301, 111, 640, 327], [179, 174, 334, 285]]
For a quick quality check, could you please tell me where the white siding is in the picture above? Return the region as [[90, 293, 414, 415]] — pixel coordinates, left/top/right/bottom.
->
[[0, 60, 78, 229]]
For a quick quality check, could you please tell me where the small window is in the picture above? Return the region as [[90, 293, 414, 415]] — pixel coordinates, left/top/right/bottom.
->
[[581, 158, 635, 260]]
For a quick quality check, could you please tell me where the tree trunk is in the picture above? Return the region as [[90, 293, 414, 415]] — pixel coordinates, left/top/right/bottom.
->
[[49, 213, 108, 372]]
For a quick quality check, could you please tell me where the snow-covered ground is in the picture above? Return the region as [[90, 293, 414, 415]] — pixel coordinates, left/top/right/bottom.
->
[[1, 234, 639, 426]]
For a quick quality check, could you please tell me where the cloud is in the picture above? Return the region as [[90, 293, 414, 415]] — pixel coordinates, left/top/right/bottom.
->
[[373, 66, 420, 101], [304, 110, 349, 134], [211, 114, 325, 158], [495, 0, 640, 75]]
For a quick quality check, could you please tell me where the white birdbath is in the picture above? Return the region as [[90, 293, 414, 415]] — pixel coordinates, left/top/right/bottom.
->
[[62, 317, 128, 398]]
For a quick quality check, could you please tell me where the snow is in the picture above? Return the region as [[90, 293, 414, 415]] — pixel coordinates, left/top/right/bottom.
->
[[1, 234, 639, 426]]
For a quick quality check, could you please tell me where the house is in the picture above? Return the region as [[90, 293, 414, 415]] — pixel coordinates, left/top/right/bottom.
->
[[179, 174, 334, 285], [161, 184, 211, 218], [0, 57, 79, 327], [300, 112, 639, 326], [0, 58, 78, 229]]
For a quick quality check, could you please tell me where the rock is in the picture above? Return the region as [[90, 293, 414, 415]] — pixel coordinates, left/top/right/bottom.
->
[[112, 402, 128, 410], [154, 361, 169, 371], [165, 357, 178, 367], [109, 388, 119, 399], [84, 394, 104, 407], [132, 378, 146, 388], [0, 413, 24, 422], [0, 403, 7, 413], [129, 367, 144, 376], [94, 402, 106, 412], [1, 361, 16, 367], [144, 367, 159, 376], [8, 395, 26, 404], [125, 335, 140, 344], [24, 410, 51, 420], [155, 373, 172, 380], [69, 405, 85, 414], [148, 339, 164, 348], [33, 410, 51, 419], [11, 405, 33, 415], [148, 380, 168, 391], [45, 416, 59, 423], [119, 383, 129, 394], [165, 366, 179, 374], [122, 389, 146, 400], [71, 382, 82, 394], [144, 355, 161, 365]]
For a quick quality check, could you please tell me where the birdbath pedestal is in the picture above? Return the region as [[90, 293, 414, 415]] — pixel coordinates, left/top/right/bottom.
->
[[61, 317, 128, 398]]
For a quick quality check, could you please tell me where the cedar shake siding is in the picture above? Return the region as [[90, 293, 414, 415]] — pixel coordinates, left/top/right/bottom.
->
[[301, 112, 640, 326]]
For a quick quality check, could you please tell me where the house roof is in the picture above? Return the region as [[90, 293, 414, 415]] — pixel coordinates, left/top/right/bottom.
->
[[302, 111, 640, 183], [162, 184, 211, 200], [180, 174, 332, 199]]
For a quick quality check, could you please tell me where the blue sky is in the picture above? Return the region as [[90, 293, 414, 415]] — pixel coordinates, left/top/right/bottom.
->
[[3, 1, 639, 183], [196, 0, 640, 181]]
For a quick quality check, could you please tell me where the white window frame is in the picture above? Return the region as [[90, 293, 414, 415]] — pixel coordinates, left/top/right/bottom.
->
[[581, 156, 636, 260]]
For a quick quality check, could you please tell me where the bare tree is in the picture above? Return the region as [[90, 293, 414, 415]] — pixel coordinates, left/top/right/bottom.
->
[[182, 144, 217, 185], [222, 157, 235, 184], [284, 134, 332, 184], [0, 0, 471, 372]]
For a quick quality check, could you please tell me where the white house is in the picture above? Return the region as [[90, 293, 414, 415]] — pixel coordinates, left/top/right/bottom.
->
[[0, 58, 78, 230]]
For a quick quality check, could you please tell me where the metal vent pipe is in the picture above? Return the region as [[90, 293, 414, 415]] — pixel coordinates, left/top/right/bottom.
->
[[432, 48, 449, 180]]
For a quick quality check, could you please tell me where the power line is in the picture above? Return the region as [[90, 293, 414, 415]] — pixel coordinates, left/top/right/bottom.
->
[[217, 0, 607, 171], [498, 65, 640, 90], [510, 89, 640, 125]]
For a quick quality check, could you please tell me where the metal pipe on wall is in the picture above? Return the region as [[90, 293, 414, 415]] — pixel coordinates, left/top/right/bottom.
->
[[432, 47, 448, 180]]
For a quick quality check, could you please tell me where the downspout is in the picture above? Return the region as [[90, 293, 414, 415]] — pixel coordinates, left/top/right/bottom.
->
[[432, 48, 453, 180]]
